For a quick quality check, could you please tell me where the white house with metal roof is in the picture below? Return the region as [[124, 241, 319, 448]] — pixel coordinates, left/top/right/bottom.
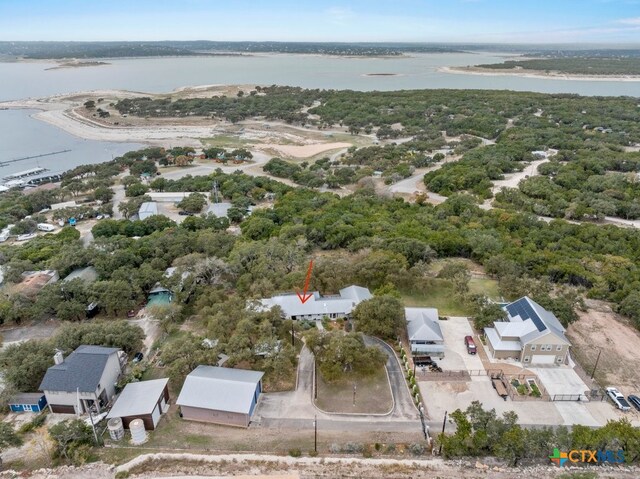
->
[[107, 378, 169, 430], [256, 285, 372, 321], [138, 202, 158, 220], [176, 366, 264, 427], [405, 307, 445, 358], [483, 297, 571, 365]]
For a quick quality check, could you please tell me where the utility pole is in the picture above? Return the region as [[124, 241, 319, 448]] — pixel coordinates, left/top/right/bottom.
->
[[438, 410, 448, 455], [314, 415, 317, 453], [591, 348, 602, 380], [291, 321, 295, 346]]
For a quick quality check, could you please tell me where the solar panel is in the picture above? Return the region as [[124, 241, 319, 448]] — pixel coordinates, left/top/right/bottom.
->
[[506, 298, 546, 332]]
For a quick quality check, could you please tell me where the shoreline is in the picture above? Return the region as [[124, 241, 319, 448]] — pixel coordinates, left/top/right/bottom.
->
[[439, 66, 640, 82]]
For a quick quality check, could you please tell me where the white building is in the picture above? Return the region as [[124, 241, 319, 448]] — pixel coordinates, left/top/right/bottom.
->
[[256, 285, 372, 320], [138, 202, 158, 220]]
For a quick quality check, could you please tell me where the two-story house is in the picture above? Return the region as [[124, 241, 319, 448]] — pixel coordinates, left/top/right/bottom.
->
[[39, 345, 124, 414], [484, 297, 571, 366]]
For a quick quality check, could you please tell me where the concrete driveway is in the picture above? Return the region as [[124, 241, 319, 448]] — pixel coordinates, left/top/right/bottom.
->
[[438, 317, 484, 372], [255, 340, 421, 433], [530, 367, 590, 398]]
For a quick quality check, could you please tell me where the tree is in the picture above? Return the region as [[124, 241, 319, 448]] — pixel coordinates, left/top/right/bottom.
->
[[352, 295, 405, 338], [177, 193, 207, 213], [305, 331, 386, 382], [125, 182, 149, 197], [0, 340, 54, 392], [48, 420, 94, 463], [160, 333, 220, 387], [54, 321, 144, 355], [494, 425, 526, 466], [473, 302, 506, 330], [437, 261, 471, 296], [0, 422, 23, 468], [83, 100, 95, 109], [92, 186, 113, 203]]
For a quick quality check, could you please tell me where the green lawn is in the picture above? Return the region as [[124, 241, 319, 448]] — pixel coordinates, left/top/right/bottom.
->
[[315, 366, 393, 414], [400, 276, 500, 317]]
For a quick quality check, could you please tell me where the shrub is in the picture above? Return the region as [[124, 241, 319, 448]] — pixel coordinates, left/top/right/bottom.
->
[[343, 442, 364, 454], [19, 412, 47, 434], [385, 443, 396, 454], [288, 448, 302, 457], [308, 450, 318, 457], [329, 443, 341, 454], [374, 442, 382, 451], [409, 443, 426, 456]]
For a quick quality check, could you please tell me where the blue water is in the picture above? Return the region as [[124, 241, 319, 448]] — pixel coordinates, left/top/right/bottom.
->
[[0, 109, 141, 177]]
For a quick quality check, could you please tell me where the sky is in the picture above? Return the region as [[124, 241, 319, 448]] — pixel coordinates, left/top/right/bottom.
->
[[1, 0, 640, 43]]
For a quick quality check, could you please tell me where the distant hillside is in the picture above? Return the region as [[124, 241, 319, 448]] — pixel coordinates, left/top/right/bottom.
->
[[0, 41, 465, 59], [474, 58, 640, 76]]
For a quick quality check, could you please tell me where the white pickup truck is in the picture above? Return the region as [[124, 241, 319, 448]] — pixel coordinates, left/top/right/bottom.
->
[[606, 387, 631, 411]]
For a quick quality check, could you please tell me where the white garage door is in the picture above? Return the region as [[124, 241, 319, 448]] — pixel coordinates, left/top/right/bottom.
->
[[151, 404, 161, 427], [531, 355, 556, 365]]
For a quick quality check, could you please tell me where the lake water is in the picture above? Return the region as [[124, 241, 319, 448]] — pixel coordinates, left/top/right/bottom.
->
[[0, 110, 141, 177], [2, 52, 640, 177]]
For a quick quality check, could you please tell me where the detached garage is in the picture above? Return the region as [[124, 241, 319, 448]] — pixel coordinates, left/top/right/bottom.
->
[[106, 378, 169, 430], [177, 366, 263, 428]]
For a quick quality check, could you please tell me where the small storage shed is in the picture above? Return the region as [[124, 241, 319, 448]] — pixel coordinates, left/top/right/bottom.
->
[[9, 393, 47, 413], [106, 378, 170, 430]]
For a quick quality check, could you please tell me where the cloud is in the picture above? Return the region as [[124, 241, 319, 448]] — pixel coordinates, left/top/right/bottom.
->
[[618, 17, 640, 24]]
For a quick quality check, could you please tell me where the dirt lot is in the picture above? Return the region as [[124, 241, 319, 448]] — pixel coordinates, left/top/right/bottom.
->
[[315, 368, 393, 414], [567, 299, 640, 395]]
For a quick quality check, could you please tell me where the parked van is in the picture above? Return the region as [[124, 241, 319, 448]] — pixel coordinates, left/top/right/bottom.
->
[[464, 335, 477, 355], [37, 223, 55, 232]]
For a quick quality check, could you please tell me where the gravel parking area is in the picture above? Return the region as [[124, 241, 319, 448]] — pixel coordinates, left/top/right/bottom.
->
[[437, 317, 484, 372]]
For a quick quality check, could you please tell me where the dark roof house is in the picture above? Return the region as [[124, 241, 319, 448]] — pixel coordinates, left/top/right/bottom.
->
[[39, 345, 123, 414]]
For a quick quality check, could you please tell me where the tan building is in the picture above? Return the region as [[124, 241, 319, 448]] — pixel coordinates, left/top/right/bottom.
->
[[106, 378, 170, 430], [176, 366, 263, 428], [484, 297, 570, 366]]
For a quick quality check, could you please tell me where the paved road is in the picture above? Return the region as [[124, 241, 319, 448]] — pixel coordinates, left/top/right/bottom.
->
[[255, 342, 421, 435], [364, 336, 420, 421]]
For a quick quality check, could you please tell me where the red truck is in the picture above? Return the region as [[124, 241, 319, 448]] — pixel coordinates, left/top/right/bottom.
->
[[464, 335, 477, 355]]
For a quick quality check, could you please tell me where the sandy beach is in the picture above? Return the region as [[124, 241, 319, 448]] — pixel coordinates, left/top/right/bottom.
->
[[0, 88, 361, 156], [439, 66, 640, 82]]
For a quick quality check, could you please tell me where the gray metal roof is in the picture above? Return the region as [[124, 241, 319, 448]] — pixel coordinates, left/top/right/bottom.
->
[[9, 393, 45, 405], [176, 366, 264, 414], [405, 307, 443, 343], [39, 345, 120, 393], [107, 378, 169, 419], [207, 202, 232, 218], [258, 285, 372, 318], [62, 266, 98, 283], [138, 202, 158, 220]]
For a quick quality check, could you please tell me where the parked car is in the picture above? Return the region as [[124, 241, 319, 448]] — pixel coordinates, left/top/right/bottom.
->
[[606, 387, 631, 411], [126, 309, 137, 318], [178, 211, 194, 216], [628, 394, 640, 412], [464, 335, 477, 355], [132, 352, 144, 363]]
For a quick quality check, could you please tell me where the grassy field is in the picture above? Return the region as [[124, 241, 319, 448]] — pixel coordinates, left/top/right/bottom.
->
[[315, 366, 393, 414], [400, 277, 500, 317]]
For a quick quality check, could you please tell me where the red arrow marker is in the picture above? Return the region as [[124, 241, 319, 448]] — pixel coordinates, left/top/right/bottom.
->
[[296, 260, 314, 304]]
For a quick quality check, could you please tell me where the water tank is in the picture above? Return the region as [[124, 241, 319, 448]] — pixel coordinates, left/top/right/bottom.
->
[[107, 417, 124, 441], [129, 418, 147, 445]]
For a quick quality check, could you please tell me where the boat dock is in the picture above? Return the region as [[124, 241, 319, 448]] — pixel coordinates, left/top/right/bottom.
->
[[3, 167, 49, 181]]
